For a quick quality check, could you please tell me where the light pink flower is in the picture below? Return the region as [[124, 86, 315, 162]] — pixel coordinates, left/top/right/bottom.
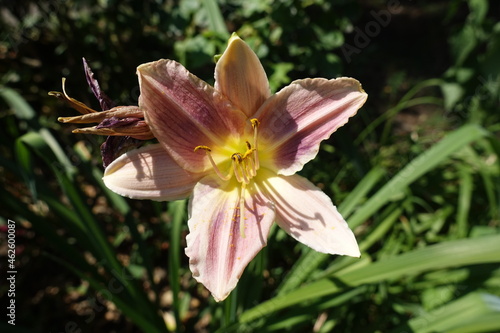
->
[[103, 34, 367, 301]]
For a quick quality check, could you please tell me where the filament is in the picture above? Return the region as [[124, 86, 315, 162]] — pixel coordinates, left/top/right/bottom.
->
[[194, 145, 232, 181], [250, 118, 260, 170], [239, 183, 246, 238]]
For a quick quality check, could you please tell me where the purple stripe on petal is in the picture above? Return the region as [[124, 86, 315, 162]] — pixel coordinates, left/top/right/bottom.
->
[[185, 176, 275, 301], [255, 77, 367, 175]]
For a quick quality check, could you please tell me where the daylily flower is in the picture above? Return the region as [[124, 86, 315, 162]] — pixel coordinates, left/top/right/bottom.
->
[[51, 69, 154, 141], [51, 58, 154, 166], [101, 35, 367, 301]]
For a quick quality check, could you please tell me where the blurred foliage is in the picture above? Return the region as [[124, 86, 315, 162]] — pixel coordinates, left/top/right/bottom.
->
[[1, 0, 500, 332]]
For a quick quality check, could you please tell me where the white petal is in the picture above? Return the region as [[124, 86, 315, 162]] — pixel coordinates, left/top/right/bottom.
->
[[103, 144, 205, 201], [259, 171, 360, 257], [215, 35, 271, 117], [137, 59, 246, 173], [255, 78, 367, 175], [185, 176, 275, 301]]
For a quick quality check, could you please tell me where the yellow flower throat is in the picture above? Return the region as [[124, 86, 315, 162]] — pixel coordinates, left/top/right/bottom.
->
[[194, 118, 261, 238]]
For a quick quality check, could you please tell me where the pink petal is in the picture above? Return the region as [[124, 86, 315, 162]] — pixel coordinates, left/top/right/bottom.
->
[[185, 175, 275, 301], [137, 60, 247, 173], [255, 78, 367, 175], [103, 144, 206, 201], [259, 170, 360, 257], [214, 35, 271, 117]]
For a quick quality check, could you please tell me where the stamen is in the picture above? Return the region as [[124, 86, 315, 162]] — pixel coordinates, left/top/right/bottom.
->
[[232, 154, 244, 183], [193, 118, 261, 187], [242, 148, 254, 159], [250, 118, 260, 170], [240, 162, 250, 184], [194, 145, 211, 152], [239, 183, 246, 238], [246, 157, 256, 178], [194, 145, 232, 181], [232, 153, 250, 184], [231, 152, 243, 163]]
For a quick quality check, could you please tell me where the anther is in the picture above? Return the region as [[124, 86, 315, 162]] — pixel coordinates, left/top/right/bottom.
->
[[231, 152, 243, 162], [194, 145, 211, 152]]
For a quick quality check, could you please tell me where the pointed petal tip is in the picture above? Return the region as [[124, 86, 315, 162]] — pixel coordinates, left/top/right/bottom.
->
[[307, 233, 361, 258], [333, 77, 368, 96], [185, 248, 232, 302], [136, 59, 168, 76], [228, 32, 241, 42], [215, 34, 270, 116], [227, 33, 244, 46], [337, 245, 361, 258], [260, 172, 361, 259], [257, 77, 368, 175], [213, 291, 230, 303], [185, 176, 275, 303]]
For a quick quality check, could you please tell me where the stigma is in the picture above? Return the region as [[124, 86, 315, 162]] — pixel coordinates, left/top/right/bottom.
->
[[194, 118, 261, 238]]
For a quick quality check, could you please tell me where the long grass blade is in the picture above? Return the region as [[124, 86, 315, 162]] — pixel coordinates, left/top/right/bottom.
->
[[168, 199, 187, 331], [202, 0, 229, 37], [397, 292, 500, 333], [349, 124, 488, 229], [239, 233, 500, 323]]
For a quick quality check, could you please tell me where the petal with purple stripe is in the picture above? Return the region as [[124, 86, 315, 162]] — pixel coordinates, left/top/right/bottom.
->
[[185, 175, 275, 301], [138, 59, 247, 173], [255, 78, 367, 175]]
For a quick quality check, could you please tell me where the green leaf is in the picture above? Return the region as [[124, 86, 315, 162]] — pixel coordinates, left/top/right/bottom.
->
[[277, 125, 487, 297], [19, 131, 164, 329], [468, 0, 489, 25], [456, 166, 473, 238], [400, 292, 500, 333], [440, 82, 464, 110], [203, 0, 229, 37], [339, 165, 386, 219], [168, 199, 187, 331], [349, 124, 488, 229], [239, 234, 500, 323], [0, 86, 35, 120]]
